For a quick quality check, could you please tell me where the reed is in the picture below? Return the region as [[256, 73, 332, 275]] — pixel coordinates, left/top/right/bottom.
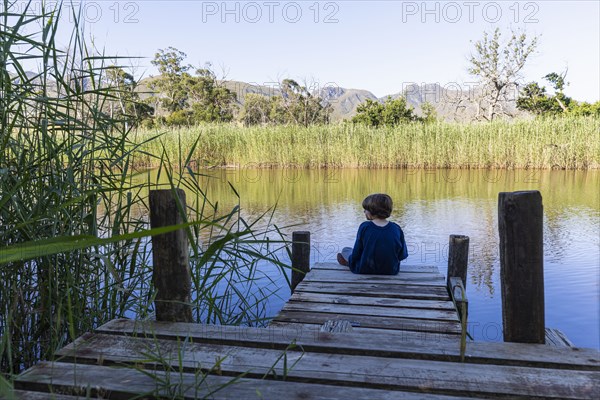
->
[[0, 1, 288, 383], [133, 116, 600, 170]]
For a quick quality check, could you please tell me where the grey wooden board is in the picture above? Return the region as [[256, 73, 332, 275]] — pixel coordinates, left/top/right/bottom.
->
[[50, 334, 599, 399], [272, 310, 462, 334], [14, 391, 83, 399], [281, 301, 460, 322], [16, 362, 475, 400], [290, 291, 456, 310], [99, 319, 600, 370], [267, 321, 463, 346], [312, 263, 441, 274], [546, 327, 575, 347], [293, 281, 451, 300], [320, 319, 354, 332], [303, 269, 446, 286]]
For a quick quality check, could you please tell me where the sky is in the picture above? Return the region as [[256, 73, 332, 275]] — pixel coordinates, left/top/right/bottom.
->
[[13, 0, 600, 101]]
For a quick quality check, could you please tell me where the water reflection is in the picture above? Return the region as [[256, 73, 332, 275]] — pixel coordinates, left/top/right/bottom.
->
[[135, 168, 599, 349]]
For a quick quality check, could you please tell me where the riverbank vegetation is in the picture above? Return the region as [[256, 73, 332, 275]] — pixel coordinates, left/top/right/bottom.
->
[[133, 116, 599, 170], [0, 1, 287, 384]]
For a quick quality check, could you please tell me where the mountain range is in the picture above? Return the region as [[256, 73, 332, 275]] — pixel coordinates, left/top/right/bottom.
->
[[218, 80, 523, 122]]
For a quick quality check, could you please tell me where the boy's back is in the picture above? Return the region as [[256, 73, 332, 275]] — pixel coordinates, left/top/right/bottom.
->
[[349, 221, 408, 275]]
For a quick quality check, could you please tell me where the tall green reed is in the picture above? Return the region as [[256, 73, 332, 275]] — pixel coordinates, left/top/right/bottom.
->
[[133, 117, 600, 170], [0, 1, 289, 380], [0, 0, 155, 374]]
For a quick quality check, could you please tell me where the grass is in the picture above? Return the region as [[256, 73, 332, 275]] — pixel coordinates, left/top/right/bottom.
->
[[133, 116, 600, 170], [0, 0, 289, 387]]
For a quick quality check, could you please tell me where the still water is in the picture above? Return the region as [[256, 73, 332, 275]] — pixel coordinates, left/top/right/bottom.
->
[[157, 168, 600, 349]]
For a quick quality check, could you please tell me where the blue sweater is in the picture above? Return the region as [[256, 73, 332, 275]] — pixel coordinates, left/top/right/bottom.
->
[[348, 221, 408, 275]]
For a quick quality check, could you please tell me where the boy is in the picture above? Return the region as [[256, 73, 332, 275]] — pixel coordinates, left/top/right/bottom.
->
[[337, 193, 408, 275]]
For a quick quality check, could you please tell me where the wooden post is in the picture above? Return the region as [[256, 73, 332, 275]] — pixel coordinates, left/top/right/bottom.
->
[[447, 235, 469, 323], [498, 190, 545, 344], [149, 189, 193, 322], [291, 231, 310, 294], [447, 234, 469, 289]]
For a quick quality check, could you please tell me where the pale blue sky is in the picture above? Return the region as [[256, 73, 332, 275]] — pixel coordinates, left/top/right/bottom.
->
[[20, 0, 600, 101]]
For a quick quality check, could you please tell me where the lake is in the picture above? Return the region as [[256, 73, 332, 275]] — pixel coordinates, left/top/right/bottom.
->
[[153, 168, 599, 350]]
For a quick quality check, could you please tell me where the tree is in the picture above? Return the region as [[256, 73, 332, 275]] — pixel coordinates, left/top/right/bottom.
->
[[351, 99, 385, 127], [186, 66, 236, 123], [149, 49, 236, 125], [517, 71, 600, 117], [467, 28, 538, 121], [420, 101, 437, 123], [239, 79, 330, 126], [382, 97, 418, 125], [352, 96, 418, 127], [516, 82, 556, 115], [517, 71, 573, 115], [105, 66, 153, 129], [277, 79, 331, 126], [568, 101, 600, 117], [542, 72, 570, 111], [150, 47, 191, 113], [240, 93, 272, 125]]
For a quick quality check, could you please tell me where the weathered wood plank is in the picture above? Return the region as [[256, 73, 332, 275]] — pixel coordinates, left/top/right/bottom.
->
[[14, 391, 82, 399], [303, 269, 446, 286], [97, 319, 600, 369], [272, 310, 462, 334], [290, 291, 456, 310], [312, 263, 440, 274], [320, 319, 354, 332], [281, 301, 460, 322], [293, 281, 451, 300], [51, 334, 599, 399], [16, 362, 472, 400], [267, 321, 463, 346], [546, 328, 575, 348]]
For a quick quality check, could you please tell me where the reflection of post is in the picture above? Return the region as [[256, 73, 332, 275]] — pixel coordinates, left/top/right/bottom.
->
[[149, 189, 193, 322], [498, 191, 545, 344], [291, 231, 311, 294]]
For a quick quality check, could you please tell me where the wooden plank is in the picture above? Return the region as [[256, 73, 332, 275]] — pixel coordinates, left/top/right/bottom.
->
[[267, 322, 463, 346], [320, 319, 354, 332], [294, 281, 450, 300], [312, 263, 440, 274], [14, 391, 82, 399], [289, 291, 456, 310], [272, 310, 462, 334], [98, 319, 600, 370], [16, 362, 472, 400], [281, 301, 460, 322], [50, 334, 600, 399], [303, 269, 446, 286], [546, 328, 575, 348]]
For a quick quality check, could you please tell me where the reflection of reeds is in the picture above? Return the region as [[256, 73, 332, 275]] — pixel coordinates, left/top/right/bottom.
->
[[0, 1, 288, 381], [133, 117, 599, 170]]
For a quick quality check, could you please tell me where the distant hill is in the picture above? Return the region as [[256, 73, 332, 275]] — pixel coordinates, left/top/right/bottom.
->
[[318, 86, 379, 121], [138, 76, 524, 122]]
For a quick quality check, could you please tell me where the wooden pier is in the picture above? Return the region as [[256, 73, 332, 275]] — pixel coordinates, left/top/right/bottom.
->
[[13, 261, 600, 399], [12, 189, 600, 398]]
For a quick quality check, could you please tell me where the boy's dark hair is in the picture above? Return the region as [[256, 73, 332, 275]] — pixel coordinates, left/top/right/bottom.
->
[[362, 193, 393, 218]]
